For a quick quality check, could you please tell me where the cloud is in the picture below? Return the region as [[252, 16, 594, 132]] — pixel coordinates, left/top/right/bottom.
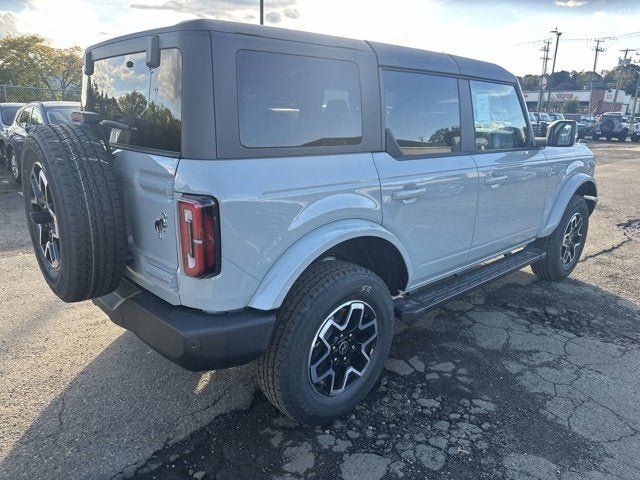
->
[[0, 11, 20, 36], [129, 0, 299, 23], [265, 11, 281, 23], [555, 0, 586, 6]]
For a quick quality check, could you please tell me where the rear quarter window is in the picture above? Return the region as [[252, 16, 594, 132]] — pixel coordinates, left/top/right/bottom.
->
[[236, 50, 362, 148], [1, 106, 20, 125], [82, 48, 182, 153]]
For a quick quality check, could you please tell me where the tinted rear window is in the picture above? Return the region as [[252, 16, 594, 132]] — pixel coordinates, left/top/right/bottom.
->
[[237, 50, 362, 148], [383, 70, 461, 156], [1, 106, 20, 125], [82, 48, 182, 153]]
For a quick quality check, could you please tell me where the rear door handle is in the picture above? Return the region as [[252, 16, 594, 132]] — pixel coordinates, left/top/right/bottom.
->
[[392, 187, 427, 201], [484, 175, 508, 186]]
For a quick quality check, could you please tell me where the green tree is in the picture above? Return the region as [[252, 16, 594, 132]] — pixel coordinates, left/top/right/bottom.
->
[[563, 99, 580, 113], [0, 35, 83, 96]]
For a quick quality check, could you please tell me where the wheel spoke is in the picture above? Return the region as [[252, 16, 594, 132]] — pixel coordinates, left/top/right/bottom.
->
[[308, 300, 378, 397], [29, 162, 60, 271]]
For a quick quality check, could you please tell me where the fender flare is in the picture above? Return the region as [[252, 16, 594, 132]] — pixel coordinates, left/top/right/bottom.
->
[[539, 173, 597, 237], [248, 219, 412, 311]]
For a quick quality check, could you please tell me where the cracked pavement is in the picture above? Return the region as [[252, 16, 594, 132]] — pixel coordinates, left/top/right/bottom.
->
[[1, 141, 639, 479]]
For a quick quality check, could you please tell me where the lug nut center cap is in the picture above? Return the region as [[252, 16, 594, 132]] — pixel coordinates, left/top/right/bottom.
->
[[338, 341, 349, 355]]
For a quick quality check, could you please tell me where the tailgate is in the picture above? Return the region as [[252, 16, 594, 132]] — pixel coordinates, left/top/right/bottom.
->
[[112, 148, 180, 304]]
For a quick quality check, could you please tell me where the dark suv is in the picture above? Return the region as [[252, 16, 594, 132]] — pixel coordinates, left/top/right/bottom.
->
[[0, 103, 24, 169], [6, 101, 80, 183]]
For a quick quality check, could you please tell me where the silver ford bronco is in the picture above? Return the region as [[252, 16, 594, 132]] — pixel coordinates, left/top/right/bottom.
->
[[21, 20, 597, 424]]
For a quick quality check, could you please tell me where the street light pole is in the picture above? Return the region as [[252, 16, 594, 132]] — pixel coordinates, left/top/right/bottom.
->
[[260, 0, 264, 25], [545, 28, 562, 112]]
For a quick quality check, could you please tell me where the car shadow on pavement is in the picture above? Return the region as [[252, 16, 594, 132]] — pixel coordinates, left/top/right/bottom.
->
[[0, 331, 258, 480], [126, 271, 640, 480]]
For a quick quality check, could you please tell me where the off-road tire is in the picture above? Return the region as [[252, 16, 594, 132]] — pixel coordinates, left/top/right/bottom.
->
[[531, 195, 589, 281], [21, 124, 127, 302], [257, 260, 394, 425], [618, 130, 627, 142]]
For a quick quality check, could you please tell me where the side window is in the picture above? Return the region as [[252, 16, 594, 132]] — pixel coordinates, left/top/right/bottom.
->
[[237, 50, 362, 148], [83, 48, 182, 153], [17, 107, 30, 126], [470, 81, 529, 151], [383, 70, 461, 156], [31, 107, 43, 125]]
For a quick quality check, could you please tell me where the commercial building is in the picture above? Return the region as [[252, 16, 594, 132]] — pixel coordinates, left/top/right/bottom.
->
[[522, 89, 638, 116]]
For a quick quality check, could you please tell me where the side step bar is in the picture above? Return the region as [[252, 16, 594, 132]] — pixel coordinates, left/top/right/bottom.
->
[[394, 248, 546, 321]]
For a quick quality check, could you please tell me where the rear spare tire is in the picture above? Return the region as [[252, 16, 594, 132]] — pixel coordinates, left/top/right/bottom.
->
[[21, 124, 127, 302]]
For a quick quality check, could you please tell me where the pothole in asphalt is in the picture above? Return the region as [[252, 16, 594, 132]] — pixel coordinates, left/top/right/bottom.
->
[[618, 219, 640, 239]]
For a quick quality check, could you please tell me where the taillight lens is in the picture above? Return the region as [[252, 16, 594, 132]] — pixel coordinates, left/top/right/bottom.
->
[[178, 195, 220, 278]]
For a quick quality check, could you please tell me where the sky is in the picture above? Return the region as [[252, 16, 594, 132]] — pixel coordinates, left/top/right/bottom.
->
[[1, 0, 640, 76]]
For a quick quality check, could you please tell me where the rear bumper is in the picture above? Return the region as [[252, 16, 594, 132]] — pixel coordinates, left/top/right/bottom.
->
[[93, 279, 277, 371]]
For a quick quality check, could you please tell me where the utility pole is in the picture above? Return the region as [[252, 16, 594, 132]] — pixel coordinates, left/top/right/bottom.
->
[[630, 61, 640, 121], [611, 48, 638, 112], [537, 39, 551, 113], [588, 38, 605, 115], [545, 28, 562, 112], [260, 0, 264, 25]]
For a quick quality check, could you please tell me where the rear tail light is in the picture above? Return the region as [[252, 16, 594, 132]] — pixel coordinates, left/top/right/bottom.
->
[[178, 195, 220, 278]]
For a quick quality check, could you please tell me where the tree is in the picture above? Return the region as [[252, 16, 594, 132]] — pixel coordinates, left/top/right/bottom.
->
[[563, 99, 580, 113], [0, 35, 83, 96]]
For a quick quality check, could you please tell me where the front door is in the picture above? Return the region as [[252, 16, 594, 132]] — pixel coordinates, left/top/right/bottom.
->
[[467, 80, 548, 261], [374, 70, 479, 289]]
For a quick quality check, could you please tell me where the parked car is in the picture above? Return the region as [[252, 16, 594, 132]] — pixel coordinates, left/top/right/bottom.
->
[[548, 112, 565, 121], [529, 111, 551, 136], [6, 101, 80, 183], [0, 102, 24, 169], [631, 122, 640, 142], [21, 20, 597, 425], [592, 112, 629, 142]]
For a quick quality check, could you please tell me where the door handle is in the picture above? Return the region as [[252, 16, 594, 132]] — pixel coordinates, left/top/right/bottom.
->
[[392, 187, 426, 201], [484, 175, 508, 186]]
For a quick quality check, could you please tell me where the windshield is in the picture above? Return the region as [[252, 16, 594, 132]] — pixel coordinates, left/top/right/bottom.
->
[[45, 107, 79, 125], [1, 106, 20, 125], [540, 113, 551, 121]]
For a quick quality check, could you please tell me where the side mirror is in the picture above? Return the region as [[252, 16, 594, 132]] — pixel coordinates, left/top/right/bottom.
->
[[547, 120, 577, 147]]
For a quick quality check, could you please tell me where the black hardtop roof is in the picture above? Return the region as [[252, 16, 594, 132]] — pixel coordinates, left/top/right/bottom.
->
[[86, 19, 515, 83]]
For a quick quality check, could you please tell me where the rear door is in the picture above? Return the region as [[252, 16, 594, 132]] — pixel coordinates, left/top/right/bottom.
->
[[468, 80, 548, 261], [82, 32, 213, 303], [374, 70, 479, 287]]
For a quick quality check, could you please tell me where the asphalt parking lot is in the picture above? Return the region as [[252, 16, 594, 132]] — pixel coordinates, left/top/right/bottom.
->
[[1, 141, 639, 480]]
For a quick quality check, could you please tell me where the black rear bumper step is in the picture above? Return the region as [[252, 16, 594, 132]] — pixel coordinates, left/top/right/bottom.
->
[[394, 248, 545, 321]]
